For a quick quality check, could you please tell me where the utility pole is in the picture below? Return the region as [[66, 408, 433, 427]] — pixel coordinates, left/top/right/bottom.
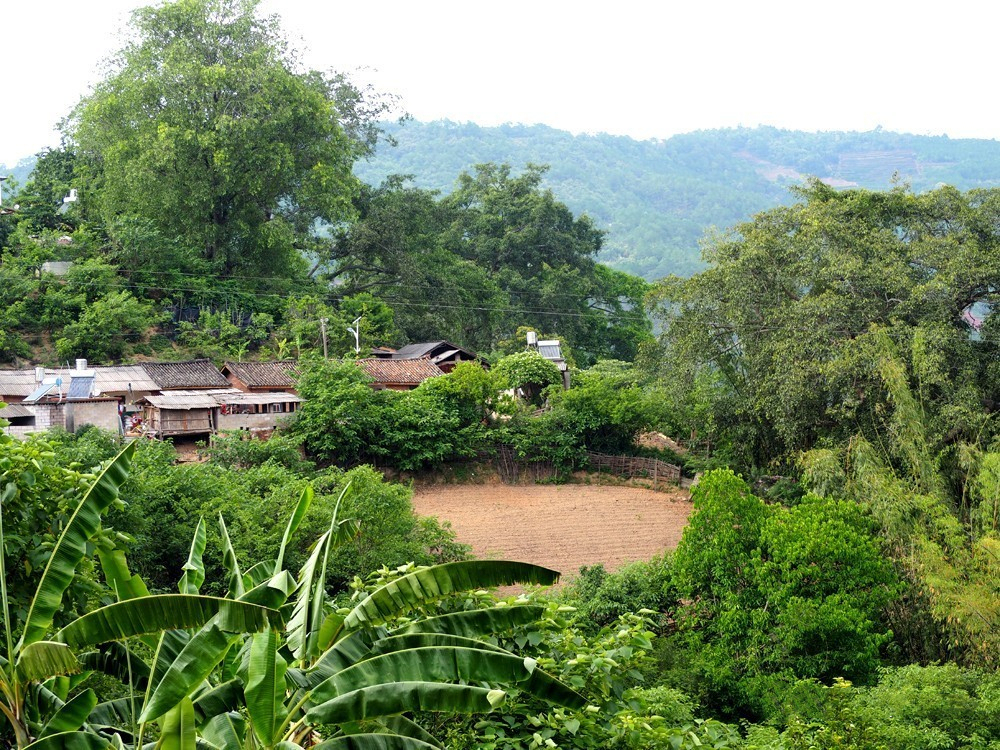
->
[[319, 317, 329, 359]]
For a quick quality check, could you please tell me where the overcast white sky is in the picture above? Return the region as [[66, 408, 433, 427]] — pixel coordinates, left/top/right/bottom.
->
[[3, 0, 998, 166]]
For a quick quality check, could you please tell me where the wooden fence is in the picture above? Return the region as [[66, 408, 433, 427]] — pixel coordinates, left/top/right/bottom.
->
[[487, 446, 682, 489], [491, 445, 559, 484], [583, 451, 682, 489]]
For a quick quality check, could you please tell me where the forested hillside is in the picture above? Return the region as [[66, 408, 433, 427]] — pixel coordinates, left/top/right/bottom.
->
[[355, 120, 1000, 277], [7, 0, 1000, 748]]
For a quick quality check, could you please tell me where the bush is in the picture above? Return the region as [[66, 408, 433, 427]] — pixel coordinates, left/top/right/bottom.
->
[[565, 556, 676, 631], [668, 470, 899, 721], [55, 290, 161, 362], [493, 350, 562, 405]]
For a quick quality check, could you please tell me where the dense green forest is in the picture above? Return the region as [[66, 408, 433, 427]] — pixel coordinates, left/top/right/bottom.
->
[[352, 120, 1000, 278], [4, 0, 1000, 748], [12, 117, 1000, 281]]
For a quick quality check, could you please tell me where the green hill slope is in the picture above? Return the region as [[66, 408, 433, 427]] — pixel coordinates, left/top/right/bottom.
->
[[354, 121, 1000, 279]]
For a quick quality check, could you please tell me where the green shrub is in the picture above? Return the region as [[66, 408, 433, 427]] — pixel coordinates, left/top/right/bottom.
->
[[669, 470, 899, 721], [566, 556, 675, 631]]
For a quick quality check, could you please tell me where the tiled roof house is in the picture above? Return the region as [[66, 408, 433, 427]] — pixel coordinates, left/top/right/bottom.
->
[[355, 358, 444, 390]]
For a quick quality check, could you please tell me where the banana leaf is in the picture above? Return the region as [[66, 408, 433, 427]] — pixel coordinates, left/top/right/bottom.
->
[[37, 689, 97, 739], [217, 515, 244, 599], [19, 444, 135, 649], [396, 606, 547, 639], [244, 628, 288, 746], [307, 682, 504, 724], [95, 546, 150, 604], [191, 679, 243, 721], [24, 732, 112, 750], [307, 630, 381, 688], [310, 647, 585, 710], [286, 530, 331, 662], [78, 643, 150, 688], [342, 562, 559, 632], [17, 641, 81, 683], [177, 518, 207, 596], [139, 624, 240, 724], [379, 716, 440, 748], [88, 697, 137, 732], [54, 595, 282, 649], [367, 634, 510, 657], [200, 711, 245, 750], [312, 735, 439, 750], [153, 697, 196, 750], [275, 485, 314, 574]]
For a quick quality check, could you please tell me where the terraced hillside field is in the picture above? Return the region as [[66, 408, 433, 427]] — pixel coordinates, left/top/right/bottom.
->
[[412, 483, 692, 583]]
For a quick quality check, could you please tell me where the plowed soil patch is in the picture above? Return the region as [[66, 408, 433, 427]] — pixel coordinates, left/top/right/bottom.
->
[[412, 483, 692, 582]]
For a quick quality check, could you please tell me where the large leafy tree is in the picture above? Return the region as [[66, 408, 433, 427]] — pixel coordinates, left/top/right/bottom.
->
[[66, 0, 381, 283], [649, 181, 1000, 467], [443, 163, 651, 362], [331, 167, 652, 362]]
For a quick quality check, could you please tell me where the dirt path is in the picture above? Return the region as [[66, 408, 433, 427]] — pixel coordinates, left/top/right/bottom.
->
[[412, 482, 692, 583]]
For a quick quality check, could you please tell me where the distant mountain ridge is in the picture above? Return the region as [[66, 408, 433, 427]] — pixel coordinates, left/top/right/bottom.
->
[[8, 124, 1000, 280], [354, 121, 1000, 279]]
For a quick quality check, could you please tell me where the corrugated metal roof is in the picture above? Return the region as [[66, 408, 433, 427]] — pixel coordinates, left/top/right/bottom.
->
[[93, 365, 159, 394], [356, 358, 444, 385], [0, 370, 49, 397], [222, 360, 299, 388], [143, 389, 300, 410], [393, 341, 446, 359], [144, 392, 220, 410], [0, 403, 34, 418], [142, 360, 229, 389], [392, 341, 477, 361]]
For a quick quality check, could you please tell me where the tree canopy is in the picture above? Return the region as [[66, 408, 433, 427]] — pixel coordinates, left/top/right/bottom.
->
[[649, 181, 1000, 467], [66, 0, 383, 284], [331, 165, 653, 363]]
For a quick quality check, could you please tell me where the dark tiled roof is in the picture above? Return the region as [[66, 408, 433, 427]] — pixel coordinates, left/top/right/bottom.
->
[[392, 341, 478, 361], [356, 358, 444, 385], [393, 341, 446, 359], [141, 359, 229, 389], [222, 360, 299, 388]]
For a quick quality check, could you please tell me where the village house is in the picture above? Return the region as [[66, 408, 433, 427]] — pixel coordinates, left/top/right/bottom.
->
[[355, 357, 445, 390], [2, 358, 300, 440], [370, 341, 480, 374], [221, 360, 300, 393], [135, 359, 300, 439], [138, 388, 300, 439], [0, 361, 120, 439], [527, 331, 571, 389]]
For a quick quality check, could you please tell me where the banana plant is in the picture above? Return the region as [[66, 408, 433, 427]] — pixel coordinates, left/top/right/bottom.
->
[[0, 443, 284, 749], [87, 482, 589, 750]]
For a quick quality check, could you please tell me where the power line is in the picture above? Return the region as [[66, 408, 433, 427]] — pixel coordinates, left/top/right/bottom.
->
[[19, 275, 648, 323]]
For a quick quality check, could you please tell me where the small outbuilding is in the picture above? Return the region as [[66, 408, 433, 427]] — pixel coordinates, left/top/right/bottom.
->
[[138, 388, 301, 439]]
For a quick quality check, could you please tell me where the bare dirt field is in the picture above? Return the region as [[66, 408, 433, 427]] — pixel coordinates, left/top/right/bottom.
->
[[411, 482, 693, 584]]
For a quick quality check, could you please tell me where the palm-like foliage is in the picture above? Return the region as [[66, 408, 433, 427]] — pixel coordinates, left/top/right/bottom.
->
[[0, 444, 284, 749], [2, 445, 587, 749], [88, 484, 587, 749]]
